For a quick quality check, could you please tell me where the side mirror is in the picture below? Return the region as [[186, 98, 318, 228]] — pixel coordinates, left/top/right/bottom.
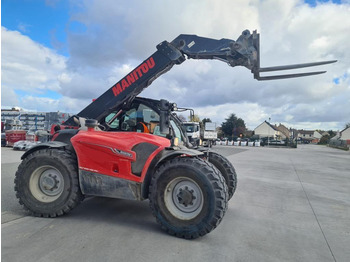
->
[[159, 99, 170, 135]]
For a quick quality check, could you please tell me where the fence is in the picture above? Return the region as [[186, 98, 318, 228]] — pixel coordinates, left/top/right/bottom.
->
[[329, 139, 350, 150]]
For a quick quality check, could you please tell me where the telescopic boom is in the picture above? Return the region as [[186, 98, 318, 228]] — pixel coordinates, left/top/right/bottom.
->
[[63, 30, 336, 125]]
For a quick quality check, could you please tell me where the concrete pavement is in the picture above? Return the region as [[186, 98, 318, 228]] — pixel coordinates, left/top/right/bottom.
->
[[1, 145, 349, 262]]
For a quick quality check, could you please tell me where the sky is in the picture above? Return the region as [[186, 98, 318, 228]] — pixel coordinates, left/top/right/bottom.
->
[[1, 0, 349, 131]]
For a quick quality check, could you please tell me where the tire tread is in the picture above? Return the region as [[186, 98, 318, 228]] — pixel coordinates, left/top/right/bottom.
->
[[148, 157, 228, 239], [206, 152, 237, 200], [14, 148, 83, 218]]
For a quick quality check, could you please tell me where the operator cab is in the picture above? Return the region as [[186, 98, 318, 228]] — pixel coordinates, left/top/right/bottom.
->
[[106, 104, 157, 133], [102, 98, 187, 147]]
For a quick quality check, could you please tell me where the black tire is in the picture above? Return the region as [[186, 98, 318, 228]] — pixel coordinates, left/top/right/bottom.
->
[[149, 157, 228, 239], [205, 152, 237, 200], [14, 148, 83, 217]]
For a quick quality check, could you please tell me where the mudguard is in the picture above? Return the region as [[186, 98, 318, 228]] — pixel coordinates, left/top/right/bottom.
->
[[157, 148, 203, 162], [141, 147, 204, 199], [21, 141, 69, 160]]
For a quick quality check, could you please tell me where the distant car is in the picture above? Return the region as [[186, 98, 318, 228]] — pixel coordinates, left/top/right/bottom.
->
[[268, 140, 286, 145], [13, 140, 38, 151]]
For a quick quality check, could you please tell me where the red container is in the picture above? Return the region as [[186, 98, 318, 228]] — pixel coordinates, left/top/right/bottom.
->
[[5, 130, 27, 147]]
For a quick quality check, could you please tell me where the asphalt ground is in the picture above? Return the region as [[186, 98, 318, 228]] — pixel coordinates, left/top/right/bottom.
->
[[1, 145, 350, 262]]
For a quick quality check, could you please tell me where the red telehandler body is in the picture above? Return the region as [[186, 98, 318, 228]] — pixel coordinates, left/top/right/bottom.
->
[[15, 30, 335, 239]]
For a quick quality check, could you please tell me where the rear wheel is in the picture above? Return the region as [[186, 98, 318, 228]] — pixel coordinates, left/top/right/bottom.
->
[[149, 157, 228, 239], [14, 149, 83, 217], [205, 152, 237, 200]]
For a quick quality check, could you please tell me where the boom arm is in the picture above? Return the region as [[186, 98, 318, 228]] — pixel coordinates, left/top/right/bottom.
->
[[172, 30, 336, 80], [63, 30, 336, 125]]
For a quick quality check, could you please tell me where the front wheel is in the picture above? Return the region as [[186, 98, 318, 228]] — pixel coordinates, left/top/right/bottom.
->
[[14, 149, 83, 217], [149, 157, 228, 239]]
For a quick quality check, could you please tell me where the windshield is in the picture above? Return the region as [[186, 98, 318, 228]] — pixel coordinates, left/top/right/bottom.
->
[[184, 124, 198, 132]]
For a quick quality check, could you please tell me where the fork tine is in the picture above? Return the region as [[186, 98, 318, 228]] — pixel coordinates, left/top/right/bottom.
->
[[254, 71, 327, 81], [258, 60, 337, 73]]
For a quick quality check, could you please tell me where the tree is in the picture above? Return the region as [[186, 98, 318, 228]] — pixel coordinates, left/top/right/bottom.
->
[[189, 114, 200, 122], [177, 114, 186, 122], [201, 118, 212, 125], [221, 113, 246, 139], [200, 118, 212, 129], [328, 130, 336, 138], [319, 134, 330, 145]]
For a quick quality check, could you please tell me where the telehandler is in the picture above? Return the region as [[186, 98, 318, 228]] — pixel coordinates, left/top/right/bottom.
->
[[15, 30, 335, 238]]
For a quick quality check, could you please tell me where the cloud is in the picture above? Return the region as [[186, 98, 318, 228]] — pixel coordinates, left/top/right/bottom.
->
[[2, 0, 350, 131], [1, 88, 19, 107], [18, 95, 92, 114], [63, 0, 349, 130], [66, 0, 260, 67], [189, 102, 270, 129], [17, 22, 31, 33], [45, 0, 61, 8], [1, 27, 67, 94]]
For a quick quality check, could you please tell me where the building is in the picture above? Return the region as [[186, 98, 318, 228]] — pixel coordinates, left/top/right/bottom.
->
[[312, 131, 323, 143], [296, 130, 323, 143], [254, 121, 279, 139], [276, 124, 291, 139], [297, 130, 314, 142], [321, 131, 330, 137], [1, 108, 71, 131], [340, 126, 350, 140], [329, 129, 350, 149]]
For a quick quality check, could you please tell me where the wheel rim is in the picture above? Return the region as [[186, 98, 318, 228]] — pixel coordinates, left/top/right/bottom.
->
[[164, 177, 203, 220], [29, 165, 64, 203]]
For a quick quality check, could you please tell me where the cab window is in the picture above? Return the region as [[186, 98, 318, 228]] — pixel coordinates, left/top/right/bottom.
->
[[105, 103, 161, 134], [105, 113, 120, 129], [171, 120, 182, 143]]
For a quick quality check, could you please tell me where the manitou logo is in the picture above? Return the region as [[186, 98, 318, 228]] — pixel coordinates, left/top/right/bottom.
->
[[112, 57, 155, 96]]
